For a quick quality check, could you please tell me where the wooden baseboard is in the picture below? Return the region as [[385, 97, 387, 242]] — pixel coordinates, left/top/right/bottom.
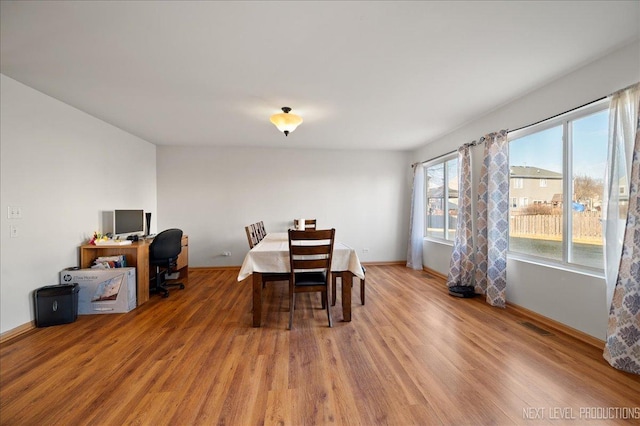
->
[[189, 266, 241, 272], [0, 321, 35, 345], [362, 261, 405, 266], [507, 302, 605, 349], [422, 266, 447, 281]]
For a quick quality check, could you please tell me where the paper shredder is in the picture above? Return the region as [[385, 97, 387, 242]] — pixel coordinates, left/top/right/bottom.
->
[[34, 283, 79, 327]]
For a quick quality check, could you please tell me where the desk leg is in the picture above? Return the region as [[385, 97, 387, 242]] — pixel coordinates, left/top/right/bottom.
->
[[252, 272, 263, 327], [341, 271, 352, 322]]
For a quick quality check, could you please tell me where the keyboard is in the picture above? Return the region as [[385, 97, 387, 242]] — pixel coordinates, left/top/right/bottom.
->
[[95, 240, 133, 246]]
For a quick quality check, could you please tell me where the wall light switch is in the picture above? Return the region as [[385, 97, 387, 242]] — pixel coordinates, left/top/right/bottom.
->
[[7, 206, 22, 219], [9, 225, 18, 238]]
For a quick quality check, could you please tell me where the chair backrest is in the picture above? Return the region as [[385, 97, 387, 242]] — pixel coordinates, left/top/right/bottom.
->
[[288, 228, 335, 279], [149, 228, 183, 261], [256, 221, 267, 239], [293, 219, 317, 230], [245, 224, 260, 249], [245, 221, 266, 249]]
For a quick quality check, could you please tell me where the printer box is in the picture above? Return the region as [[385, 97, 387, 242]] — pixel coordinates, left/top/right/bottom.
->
[[60, 268, 136, 314]]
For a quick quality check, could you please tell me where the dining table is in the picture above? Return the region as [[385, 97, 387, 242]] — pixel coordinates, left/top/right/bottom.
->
[[237, 232, 365, 327]]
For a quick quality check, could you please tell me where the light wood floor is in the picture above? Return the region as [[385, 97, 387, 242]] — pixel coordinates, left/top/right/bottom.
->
[[1, 265, 639, 425]]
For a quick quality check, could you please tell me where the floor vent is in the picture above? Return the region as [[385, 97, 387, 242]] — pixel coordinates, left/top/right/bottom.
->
[[520, 321, 553, 336]]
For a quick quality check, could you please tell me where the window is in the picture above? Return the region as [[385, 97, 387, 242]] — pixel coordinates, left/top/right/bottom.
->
[[425, 154, 458, 241], [508, 100, 608, 270]]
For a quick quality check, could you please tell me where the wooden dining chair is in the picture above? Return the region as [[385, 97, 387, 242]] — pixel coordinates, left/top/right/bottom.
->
[[332, 265, 366, 306], [245, 224, 260, 249], [245, 221, 268, 249], [293, 219, 317, 230], [245, 223, 289, 287], [288, 228, 335, 329], [256, 221, 267, 240]]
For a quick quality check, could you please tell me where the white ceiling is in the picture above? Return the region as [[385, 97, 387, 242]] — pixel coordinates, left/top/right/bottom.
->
[[1, 1, 638, 151]]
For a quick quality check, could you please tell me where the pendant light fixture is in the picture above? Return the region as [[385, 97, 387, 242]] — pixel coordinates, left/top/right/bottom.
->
[[270, 107, 303, 136]]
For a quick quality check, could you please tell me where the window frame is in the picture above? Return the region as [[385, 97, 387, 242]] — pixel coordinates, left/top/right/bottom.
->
[[507, 98, 608, 275], [513, 178, 524, 189], [423, 152, 458, 244]]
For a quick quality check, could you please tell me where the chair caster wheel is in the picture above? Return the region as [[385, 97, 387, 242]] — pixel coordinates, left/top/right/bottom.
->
[[162, 293, 169, 298], [179, 284, 185, 289]]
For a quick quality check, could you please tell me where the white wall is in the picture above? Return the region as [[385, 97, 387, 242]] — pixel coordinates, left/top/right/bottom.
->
[[156, 146, 411, 267], [411, 41, 640, 340], [0, 75, 157, 334]]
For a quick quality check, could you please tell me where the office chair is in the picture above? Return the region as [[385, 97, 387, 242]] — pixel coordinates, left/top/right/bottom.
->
[[149, 228, 185, 298], [288, 228, 335, 329]]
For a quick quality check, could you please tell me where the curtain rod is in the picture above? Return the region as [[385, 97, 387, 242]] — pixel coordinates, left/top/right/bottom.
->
[[507, 95, 607, 134], [413, 95, 608, 168], [412, 149, 455, 167], [412, 137, 485, 167]]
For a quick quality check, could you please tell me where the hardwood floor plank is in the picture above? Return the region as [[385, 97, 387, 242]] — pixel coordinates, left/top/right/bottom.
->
[[1, 265, 639, 425]]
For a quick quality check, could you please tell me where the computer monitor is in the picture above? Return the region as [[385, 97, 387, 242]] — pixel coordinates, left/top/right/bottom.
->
[[113, 209, 144, 239]]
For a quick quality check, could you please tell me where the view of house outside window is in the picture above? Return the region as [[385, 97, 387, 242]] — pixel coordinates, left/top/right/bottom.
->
[[425, 156, 458, 241], [508, 103, 608, 270]]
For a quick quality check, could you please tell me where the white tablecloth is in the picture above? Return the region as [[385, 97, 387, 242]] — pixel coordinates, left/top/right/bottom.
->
[[237, 232, 365, 281]]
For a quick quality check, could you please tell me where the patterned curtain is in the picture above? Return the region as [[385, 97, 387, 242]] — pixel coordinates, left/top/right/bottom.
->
[[474, 130, 509, 308], [407, 164, 425, 270], [603, 84, 640, 375], [447, 144, 474, 288]]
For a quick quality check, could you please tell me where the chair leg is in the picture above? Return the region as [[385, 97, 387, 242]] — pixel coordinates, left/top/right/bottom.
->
[[289, 293, 295, 330], [325, 287, 332, 327], [360, 277, 365, 305], [154, 266, 184, 298], [331, 275, 337, 306], [154, 266, 169, 298]]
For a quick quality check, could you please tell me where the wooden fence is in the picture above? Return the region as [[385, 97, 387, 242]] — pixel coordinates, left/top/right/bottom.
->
[[509, 211, 602, 240], [427, 211, 602, 242]]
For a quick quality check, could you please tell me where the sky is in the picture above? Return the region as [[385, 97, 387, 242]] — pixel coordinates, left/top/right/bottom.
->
[[509, 109, 608, 180]]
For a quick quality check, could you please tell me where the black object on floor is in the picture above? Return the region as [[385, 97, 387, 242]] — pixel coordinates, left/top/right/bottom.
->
[[448, 285, 477, 298], [34, 283, 79, 327]]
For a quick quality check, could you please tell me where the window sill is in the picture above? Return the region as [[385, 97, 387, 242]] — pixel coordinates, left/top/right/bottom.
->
[[421, 239, 604, 279], [507, 251, 605, 279], [423, 237, 454, 247]]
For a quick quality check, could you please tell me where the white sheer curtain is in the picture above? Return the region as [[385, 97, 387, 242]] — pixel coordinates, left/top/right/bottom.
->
[[604, 83, 640, 306], [407, 164, 424, 270], [603, 83, 640, 374]]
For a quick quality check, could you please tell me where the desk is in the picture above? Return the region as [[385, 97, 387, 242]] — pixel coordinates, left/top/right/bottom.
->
[[237, 232, 364, 327], [79, 235, 189, 306]]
